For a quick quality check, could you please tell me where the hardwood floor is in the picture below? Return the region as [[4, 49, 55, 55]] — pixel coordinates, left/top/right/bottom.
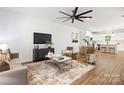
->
[[73, 52, 124, 85]]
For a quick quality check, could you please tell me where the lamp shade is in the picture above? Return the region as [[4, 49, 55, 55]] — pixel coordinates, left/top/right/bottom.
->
[[0, 43, 8, 51]]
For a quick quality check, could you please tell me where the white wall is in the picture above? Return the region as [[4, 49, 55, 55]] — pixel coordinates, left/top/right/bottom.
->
[[0, 10, 80, 62], [79, 30, 93, 47], [79, 30, 86, 47], [86, 31, 93, 38], [93, 34, 106, 44]]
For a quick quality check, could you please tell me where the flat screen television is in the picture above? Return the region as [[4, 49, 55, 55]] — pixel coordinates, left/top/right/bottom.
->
[[34, 32, 52, 44]]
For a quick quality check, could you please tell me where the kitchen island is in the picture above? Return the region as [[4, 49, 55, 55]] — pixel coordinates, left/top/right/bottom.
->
[[100, 44, 117, 54]]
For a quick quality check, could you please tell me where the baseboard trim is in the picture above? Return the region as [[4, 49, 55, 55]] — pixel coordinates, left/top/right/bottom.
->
[[21, 60, 33, 65]]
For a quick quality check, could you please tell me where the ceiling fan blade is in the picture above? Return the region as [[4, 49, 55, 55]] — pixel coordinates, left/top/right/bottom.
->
[[62, 18, 71, 22], [78, 16, 92, 18], [56, 17, 70, 19], [76, 10, 93, 17], [72, 18, 74, 23], [59, 11, 72, 17], [76, 18, 84, 22], [71, 7, 78, 23], [73, 7, 78, 17]]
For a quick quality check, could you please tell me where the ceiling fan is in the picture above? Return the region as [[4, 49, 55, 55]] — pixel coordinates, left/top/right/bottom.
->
[[57, 7, 93, 23]]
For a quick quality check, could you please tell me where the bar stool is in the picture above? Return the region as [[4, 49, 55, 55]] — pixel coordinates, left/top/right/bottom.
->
[[72, 52, 77, 60], [109, 47, 115, 54], [101, 47, 106, 53]]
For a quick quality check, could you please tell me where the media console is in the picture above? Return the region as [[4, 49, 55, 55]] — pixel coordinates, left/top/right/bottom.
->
[[33, 48, 54, 62]]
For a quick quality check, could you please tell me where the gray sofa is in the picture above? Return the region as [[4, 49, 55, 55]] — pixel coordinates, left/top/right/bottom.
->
[[0, 66, 27, 85]]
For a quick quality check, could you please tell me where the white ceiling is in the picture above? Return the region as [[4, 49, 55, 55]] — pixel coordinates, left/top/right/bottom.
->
[[1, 7, 124, 32]]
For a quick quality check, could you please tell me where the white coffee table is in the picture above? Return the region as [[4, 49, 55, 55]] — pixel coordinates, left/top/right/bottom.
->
[[45, 54, 73, 73]]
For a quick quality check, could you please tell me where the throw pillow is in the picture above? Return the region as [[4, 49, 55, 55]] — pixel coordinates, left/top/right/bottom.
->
[[0, 49, 11, 64]]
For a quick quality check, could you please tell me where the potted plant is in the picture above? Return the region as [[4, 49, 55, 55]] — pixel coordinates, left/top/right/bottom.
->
[[45, 41, 54, 49]]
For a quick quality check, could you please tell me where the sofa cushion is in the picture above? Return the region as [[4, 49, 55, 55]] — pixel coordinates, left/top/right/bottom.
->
[[0, 60, 10, 72], [0, 60, 7, 66], [0, 66, 27, 85]]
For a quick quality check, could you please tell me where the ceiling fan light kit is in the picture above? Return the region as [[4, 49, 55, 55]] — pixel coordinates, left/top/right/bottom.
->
[[57, 7, 93, 23]]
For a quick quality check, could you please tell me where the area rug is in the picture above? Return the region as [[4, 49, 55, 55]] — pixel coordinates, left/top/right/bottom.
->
[[27, 60, 95, 85]]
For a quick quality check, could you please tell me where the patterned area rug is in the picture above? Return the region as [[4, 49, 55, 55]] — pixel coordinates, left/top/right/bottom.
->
[[27, 60, 95, 85]]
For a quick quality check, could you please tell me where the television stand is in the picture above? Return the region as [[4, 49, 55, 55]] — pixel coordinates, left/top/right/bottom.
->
[[33, 48, 54, 62]]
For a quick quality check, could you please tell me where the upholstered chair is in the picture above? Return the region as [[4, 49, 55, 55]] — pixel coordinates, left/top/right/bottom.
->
[[61, 47, 73, 58]]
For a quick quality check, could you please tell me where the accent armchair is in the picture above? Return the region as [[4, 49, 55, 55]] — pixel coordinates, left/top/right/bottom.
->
[[61, 47, 73, 58]]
